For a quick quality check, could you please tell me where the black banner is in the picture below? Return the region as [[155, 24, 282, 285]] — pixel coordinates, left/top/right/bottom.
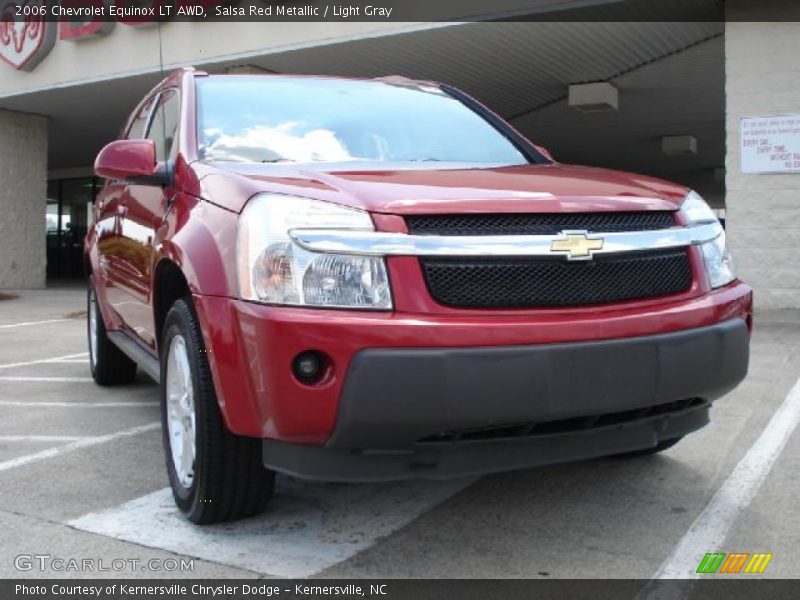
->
[[3, 579, 800, 600], [4, 0, 800, 24]]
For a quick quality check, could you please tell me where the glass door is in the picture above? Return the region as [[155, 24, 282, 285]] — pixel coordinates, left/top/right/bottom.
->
[[45, 177, 97, 280]]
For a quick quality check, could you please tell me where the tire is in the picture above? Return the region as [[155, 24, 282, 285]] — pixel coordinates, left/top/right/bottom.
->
[[614, 436, 684, 459], [88, 276, 137, 386], [161, 297, 275, 524]]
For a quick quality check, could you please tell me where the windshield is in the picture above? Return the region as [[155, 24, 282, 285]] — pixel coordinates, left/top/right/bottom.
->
[[196, 77, 529, 166]]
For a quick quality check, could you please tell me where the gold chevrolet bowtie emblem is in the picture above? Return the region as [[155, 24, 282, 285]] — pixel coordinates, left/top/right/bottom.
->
[[550, 231, 604, 260]]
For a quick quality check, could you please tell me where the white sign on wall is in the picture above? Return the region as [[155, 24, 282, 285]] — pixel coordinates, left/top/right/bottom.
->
[[740, 114, 800, 174]]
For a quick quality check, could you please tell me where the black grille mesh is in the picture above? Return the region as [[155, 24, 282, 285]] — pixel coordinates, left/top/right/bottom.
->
[[406, 212, 676, 236], [408, 211, 689, 308], [420, 249, 693, 308]]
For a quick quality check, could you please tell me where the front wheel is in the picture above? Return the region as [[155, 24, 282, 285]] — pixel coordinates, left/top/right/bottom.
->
[[161, 297, 275, 524]]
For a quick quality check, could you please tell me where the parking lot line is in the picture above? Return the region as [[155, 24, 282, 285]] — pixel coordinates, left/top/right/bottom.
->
[[0, 376, 94, 383], [0, 353, 89, 370], [651, 374, 800, 580], [0, 422, 160, 473], [0, 435, 93, 442], [0, 319, 71, 329], [69, 476, 476, 578], [0, 401, 159, 407]]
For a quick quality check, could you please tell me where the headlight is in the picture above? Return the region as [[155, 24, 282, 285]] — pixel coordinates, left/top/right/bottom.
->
[[681, 190, 718, 224], [681, 191, 736, 289], [238, 194, 392, 309], [699, 229, 736, 289]]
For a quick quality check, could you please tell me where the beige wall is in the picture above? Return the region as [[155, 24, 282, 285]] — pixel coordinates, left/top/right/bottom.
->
[[0, 22, 434, 98], [0, 109, 47, 289], [725, 14, 800, 309], [0, 1, 576, 99]]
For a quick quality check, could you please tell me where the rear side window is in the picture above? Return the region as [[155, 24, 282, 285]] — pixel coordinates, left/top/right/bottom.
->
[[147, 89, 180, 161], [126, 95, 158, 140]]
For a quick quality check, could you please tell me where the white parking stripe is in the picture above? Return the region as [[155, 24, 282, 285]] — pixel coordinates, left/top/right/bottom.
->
[[0, 376, 94, 383], [0, 422, 160, 473], [70, 477, 476, 577], [649, 375, 800, 581], [0, 435, 93, 442], [0, 319, 71, 329], [0, 353, 89, 370], [0, 401, 159, 408]]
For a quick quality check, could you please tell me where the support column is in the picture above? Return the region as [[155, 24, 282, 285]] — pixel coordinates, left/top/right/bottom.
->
[[0, 109, 47, 289], [725, 1, 800, 309]]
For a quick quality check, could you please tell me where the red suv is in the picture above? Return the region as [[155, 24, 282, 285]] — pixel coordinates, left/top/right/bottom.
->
[[86, 68, 751, 524]]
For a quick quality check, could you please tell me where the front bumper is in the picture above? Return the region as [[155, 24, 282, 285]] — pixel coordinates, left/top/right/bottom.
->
[[264, 401, 710, 482], [261, 318, 748, 481], [193, 281, 752, 444]]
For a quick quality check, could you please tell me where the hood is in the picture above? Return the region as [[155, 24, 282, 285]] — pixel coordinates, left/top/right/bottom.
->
[[187, 161, 689, 215]]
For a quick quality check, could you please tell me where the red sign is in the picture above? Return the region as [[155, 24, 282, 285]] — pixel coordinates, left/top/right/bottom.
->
[[0, 0, 57, 71], [0, 0, 233, 71]]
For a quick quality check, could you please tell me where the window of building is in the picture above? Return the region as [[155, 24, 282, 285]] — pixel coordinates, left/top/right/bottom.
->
[[45, 177, 98, 280]]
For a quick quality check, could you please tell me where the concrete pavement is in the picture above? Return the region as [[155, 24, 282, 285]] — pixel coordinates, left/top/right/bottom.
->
[[0, 285, 798, 580]]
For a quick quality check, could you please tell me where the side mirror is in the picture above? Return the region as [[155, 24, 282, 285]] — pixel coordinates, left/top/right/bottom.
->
[[94, 139, 168, 184], [533, 144, 554, 162]]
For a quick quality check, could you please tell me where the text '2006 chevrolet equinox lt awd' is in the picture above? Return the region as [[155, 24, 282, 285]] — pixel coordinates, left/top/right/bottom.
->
[[86, 68, 752, 524]]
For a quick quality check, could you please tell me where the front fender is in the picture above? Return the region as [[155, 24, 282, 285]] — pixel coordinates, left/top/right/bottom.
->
[[157, 193, 239, 297], [156, 193, 245, 434]]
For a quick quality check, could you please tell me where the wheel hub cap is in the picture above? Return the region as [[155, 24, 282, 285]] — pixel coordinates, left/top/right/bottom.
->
[[88, 289, 98, 369], [166, 335, 196, 489]]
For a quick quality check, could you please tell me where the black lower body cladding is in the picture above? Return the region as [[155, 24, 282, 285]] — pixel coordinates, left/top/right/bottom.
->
[[263, 318, 749, 481]]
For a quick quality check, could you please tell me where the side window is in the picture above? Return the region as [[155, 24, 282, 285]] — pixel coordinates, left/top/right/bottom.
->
[[126, 95, 158, 140], [147, 90, 180, 162]]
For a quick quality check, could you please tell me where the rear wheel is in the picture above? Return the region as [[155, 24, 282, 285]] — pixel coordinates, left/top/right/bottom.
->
[[161, 297, 274, 524], [88, 277, 137, 386], [614, 436, 684, 458]]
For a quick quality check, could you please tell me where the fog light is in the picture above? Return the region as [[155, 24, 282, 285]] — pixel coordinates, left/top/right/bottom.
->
[[292, 351, 324, 383]]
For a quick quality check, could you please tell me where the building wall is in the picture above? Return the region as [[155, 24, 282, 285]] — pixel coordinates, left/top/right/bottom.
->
[[0, 109, 47, 289], [0, 22, 431, 99], [725, 8, 800, 310], [0, 2, 574, 100]]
